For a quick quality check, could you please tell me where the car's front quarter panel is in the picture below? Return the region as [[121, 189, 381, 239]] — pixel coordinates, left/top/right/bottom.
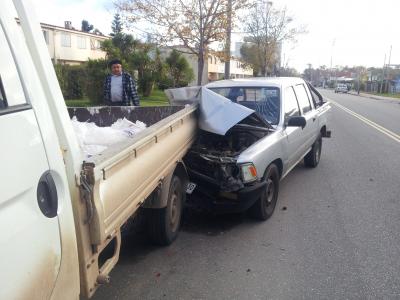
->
[[236, 129, 288, 180]]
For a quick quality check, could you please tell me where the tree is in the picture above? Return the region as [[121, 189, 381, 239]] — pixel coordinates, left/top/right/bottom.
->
[[101, 33, 140, 63], [279, 67, 299, 77], [93, 28, 103, 35], [243, 1, 305, 76], [165, 49, 194, 87], [81, 20, 94, 32], [131, 45, 165, 96], [115, 0, 250, 85], [111, 13, 123, 36], [240, 43, 261, 76]]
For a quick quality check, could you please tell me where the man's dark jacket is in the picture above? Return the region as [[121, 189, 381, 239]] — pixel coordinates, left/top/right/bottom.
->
[[103, 72, 140, 106]]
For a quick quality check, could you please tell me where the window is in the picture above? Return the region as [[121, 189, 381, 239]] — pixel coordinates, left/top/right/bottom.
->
[[43, 30, 49, 44], [307, 83, 324, 107], [208, 56, 212, 64], [77, 36, 86, 49], [294, 84, 312, 114], [0, 77, 6, 109], [209, 86, 281, 125], [61, 33, 71, 47], [0, 27, 27, 108], [284, 86, 300, 119], [90, 39, 101, 50]]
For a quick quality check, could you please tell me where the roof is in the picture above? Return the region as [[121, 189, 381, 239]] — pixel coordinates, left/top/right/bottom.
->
[[15, 18, 109, 39], [205, 77, 306, 89]]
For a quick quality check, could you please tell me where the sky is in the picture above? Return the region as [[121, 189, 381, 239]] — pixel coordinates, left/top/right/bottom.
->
[[33, 0, 399, 72]]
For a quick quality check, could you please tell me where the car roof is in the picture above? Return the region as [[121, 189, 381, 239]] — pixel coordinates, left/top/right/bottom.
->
[[205, 77, 307, 89]]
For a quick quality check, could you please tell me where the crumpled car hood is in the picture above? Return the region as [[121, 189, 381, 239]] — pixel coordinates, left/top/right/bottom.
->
[[165, 86, 255, 135]]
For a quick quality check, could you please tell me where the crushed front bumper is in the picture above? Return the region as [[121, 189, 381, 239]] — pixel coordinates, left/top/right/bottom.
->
[[186, 172, 267, 214]]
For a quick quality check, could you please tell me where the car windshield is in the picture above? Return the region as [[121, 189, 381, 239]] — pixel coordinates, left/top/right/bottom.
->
[[208, 86, 281, 125]]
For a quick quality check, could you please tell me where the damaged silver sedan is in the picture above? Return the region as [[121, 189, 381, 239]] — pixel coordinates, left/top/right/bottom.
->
[[167, 78, 331, 220], [184, 112, 275, 216]]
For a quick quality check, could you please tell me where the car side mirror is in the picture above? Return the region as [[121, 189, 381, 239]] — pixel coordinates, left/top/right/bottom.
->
[[287, 116, 306, 129]]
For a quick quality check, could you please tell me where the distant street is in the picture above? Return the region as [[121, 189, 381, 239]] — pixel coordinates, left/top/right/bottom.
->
[[93, 90, 400, 300]]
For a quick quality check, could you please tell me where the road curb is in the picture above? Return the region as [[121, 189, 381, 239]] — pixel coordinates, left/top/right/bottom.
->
[[348, 91, 400, 102]]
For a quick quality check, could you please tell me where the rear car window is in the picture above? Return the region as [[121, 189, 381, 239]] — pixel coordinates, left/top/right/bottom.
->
[[209, 86, 281, 125], [294, 84, 312, 114]]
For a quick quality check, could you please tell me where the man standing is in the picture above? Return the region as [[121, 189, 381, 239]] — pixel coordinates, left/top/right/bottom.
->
[[104, 59, 140, 106]]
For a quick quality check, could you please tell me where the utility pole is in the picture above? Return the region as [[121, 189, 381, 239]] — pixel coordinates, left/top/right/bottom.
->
[[380, 53, 386, 94], [385, 45, 392, 93], [263, 1, 273, 76], [330, 39, 335, 88], [224, 0, 232, 80]]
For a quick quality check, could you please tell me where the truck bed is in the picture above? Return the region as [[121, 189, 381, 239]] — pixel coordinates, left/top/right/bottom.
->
[[68, 105, 186, 163], [67, 105, 197, 297]]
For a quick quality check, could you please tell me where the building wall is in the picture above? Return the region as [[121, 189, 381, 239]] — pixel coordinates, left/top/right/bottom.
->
[[17, 20, 109, 65], [208, 53, 253, 81], [41, 26, 108, 64]]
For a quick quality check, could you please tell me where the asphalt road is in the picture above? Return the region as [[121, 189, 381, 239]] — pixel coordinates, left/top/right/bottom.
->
[[93, 90, 400, 300]]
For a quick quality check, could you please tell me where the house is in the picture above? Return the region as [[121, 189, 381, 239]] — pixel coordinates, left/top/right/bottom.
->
[[17, 19, 109, 65], [160, 46, 253, 86]]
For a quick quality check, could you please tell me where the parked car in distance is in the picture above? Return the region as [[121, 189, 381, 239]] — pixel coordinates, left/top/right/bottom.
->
[[335, 83, 348, 93]]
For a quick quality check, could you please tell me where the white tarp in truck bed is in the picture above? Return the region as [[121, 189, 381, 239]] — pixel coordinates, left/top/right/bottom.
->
[[166, 86, 255, 135], [71, 117, 146, 158]]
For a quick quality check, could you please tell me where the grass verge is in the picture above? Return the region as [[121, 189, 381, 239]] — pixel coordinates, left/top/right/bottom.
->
[[65, 89, 169, 107]]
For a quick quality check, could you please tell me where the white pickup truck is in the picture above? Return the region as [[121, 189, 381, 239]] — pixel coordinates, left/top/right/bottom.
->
[[0, 1, 197, 299], [183, 78, 331, 220]]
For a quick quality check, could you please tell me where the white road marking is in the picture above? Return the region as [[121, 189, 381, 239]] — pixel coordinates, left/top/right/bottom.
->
[[326, 97, 400, 144]]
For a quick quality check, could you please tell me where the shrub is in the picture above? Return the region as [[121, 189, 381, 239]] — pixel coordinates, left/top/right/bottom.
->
[[85, 59, 108, 104], [54, 64, 86, 100]]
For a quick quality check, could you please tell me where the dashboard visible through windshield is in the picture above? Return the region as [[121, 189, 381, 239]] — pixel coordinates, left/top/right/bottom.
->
[[209, 87, 281, 125]]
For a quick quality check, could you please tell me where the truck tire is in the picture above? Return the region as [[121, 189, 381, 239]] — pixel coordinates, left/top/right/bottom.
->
[[249, 164, 279, 221], [304, 134, 322, 168], [146, 175, 183, 246]]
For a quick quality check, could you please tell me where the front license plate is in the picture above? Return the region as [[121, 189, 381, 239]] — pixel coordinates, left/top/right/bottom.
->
[[186, 182, 197, 194]]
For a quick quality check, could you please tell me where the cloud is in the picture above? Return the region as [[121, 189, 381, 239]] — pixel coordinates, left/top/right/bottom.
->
[[33, 0, 114, 35]]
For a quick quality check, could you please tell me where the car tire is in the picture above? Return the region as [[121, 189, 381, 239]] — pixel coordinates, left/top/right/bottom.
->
[[304, 134, 322, 168], [249, 164, 279, 221], [146, 175, 183, 246]]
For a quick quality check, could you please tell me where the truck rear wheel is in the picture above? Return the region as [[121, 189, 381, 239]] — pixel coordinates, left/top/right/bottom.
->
[[146, 175, 183, 246], [249, 164, 279, 221], [304, 134, 322, 168]]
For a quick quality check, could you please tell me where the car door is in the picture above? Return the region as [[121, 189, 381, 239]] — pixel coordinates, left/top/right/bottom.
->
[[293, 83, 319, 153], [0, 25, 61, 300], [283, 86, 304, 169]]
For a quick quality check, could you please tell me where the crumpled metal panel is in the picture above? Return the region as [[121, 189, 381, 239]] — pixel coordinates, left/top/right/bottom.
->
[[67, 106, 185, 127], [165, 86, 255, 136], [198, 87, 254, 135]]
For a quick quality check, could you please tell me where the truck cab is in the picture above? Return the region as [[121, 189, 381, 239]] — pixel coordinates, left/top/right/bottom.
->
[[1, 1, 197, 299]]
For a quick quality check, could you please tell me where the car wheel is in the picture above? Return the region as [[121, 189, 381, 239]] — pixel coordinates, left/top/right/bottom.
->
[[304, 134, 322, 168], [146, 175, 183, 246], [249, 164, 279, 221]]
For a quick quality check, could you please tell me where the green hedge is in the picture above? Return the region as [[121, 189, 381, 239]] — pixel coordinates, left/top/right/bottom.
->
[[85, 59, 109, 104], [54, 64, 86, 100]]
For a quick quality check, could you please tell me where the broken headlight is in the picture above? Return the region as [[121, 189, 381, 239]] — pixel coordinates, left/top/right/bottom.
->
[[240, 163, 258, 183]]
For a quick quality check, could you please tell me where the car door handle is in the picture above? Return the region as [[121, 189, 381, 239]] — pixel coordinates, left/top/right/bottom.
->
[[312, 117, 316, 122], [37, 171, 58, 218]]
